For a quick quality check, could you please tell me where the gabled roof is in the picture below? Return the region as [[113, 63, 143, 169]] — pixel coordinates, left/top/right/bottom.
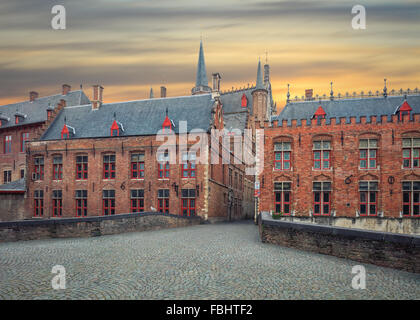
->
[[40, 94, 215, 140], [274, 95, 420, 124], [0, 90, 90, 129]]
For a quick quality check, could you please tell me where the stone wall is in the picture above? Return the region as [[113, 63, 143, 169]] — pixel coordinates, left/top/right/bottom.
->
[[0, 193, 26, 222], [276, 215, 420, 235], [259, 212, 420, 273], [0, 212, 203, 243]]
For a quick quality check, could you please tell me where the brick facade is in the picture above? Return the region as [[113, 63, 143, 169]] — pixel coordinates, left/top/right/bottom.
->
[[258, 113, 420, 218], [26, 132, 253, 221]]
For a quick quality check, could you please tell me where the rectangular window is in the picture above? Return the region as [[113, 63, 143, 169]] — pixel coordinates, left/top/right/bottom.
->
[[130, 189, 144, 213], [3, 170, 11, 184], [34, 156, 44, 180], [313, 181, 331, 216], [181, 151, 196, 178], [53, 155, 63, 180], [359, 181, 378, 216], [21, 132, 29, 152], [158, 189, 170, 213], [131, 153, 145, 179], [402, 181, 420, 216], [4, 135, 11, 154], [34, 190, 44, 217], [181, 189, 196, 217], [359, 139, 378, 169], [274, 182, 292, 215], [274, 142, 291, 170], [103, 154, 116, 179], [313, 140, 331, 170], [75, 190, 88, 217], [402, 138, 420, 169], [229, 168, 232, 186], [76, 155, 88, 180], [52, 190, 62, 217], [158, 151, 170, 178], [20, 169, 25, 179], [103, 189, 115, 215]]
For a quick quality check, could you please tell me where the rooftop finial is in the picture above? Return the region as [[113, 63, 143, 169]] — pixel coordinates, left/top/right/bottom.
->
[[80, 84, 82, 89], [149, 87, 154, 99], [287, 84, 290, 103], [383, 78, 388, 98], [330, 81, 334, 101]]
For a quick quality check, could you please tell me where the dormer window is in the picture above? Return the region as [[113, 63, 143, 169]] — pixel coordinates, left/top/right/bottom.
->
[[162, 115, 172, 133], [313, 106, 326, 120], [241, 94, 248, 108], [14, 112, 27, 124], [61, 124, 75, 140], [396, 100, 412, 121], [110, 120, 124, 137]]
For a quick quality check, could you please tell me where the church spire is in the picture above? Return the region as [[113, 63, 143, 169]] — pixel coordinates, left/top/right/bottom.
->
[[192, 41, 211, 95], [196, 40, 208, 87], [256, 59, 264, 90]]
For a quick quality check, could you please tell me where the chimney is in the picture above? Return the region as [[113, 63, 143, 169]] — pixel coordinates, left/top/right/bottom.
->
[[29, 91, 39, 102], [264, 64, 270, 84], [62, 84, 71, 95], [305, 89, 313, 101], [92, 85, 104, 110], [212, 73, 221, 92], [160, 86, 167, 98]]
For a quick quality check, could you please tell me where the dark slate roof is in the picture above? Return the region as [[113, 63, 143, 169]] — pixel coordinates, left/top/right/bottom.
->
[[221, 88, 254, 114], [274, 95, 420, 125], [0, 178, 25, 193], [40, 94, 215, 140], [223, 112, 248, 131], [0, 90, 90, 129]]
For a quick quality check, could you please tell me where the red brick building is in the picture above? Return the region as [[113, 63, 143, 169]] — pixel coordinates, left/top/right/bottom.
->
[[0, 85, 90, 184], [23, 42, 275, 221], [259, 88, 420, 218]]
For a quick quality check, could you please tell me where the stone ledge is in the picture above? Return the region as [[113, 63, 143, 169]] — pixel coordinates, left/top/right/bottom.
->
[[262, 212, 420, 246]]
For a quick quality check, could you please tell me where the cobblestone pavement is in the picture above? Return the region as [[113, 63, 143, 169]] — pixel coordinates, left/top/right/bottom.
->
[[0, 221, 419, 300]]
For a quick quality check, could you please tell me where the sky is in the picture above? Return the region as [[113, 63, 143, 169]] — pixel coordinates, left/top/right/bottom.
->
[[0, 0, 419, 111]]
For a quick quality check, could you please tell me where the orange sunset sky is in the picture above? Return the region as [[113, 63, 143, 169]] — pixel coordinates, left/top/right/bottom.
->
[[0, 0, 419, 112]]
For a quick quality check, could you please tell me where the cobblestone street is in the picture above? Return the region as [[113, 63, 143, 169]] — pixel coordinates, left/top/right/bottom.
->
[[0, 221, 419, 300]]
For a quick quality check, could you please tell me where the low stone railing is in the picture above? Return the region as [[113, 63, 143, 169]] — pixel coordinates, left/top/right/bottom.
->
[[259, 212, 420, 273]]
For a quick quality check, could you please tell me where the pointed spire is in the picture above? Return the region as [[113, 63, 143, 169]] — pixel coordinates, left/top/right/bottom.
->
[[287, 84, 290, 103], [255, 58, 264, 90], [196, 40, 208, 87], [150, 87, 154, 99], [192, 41, 211, 95]]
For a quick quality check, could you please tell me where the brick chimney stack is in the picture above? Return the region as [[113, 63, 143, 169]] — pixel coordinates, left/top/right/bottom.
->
[[305, 89, 314, 101], [160, 86, 167, 98], [29, 91, 39, 102], [62, 84, 71, 95], [92, 85, 104, 110]]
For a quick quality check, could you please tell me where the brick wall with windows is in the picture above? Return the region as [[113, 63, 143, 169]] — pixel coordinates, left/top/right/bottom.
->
[[26, 134, 253, 221], [259, 114, 420, 218]]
